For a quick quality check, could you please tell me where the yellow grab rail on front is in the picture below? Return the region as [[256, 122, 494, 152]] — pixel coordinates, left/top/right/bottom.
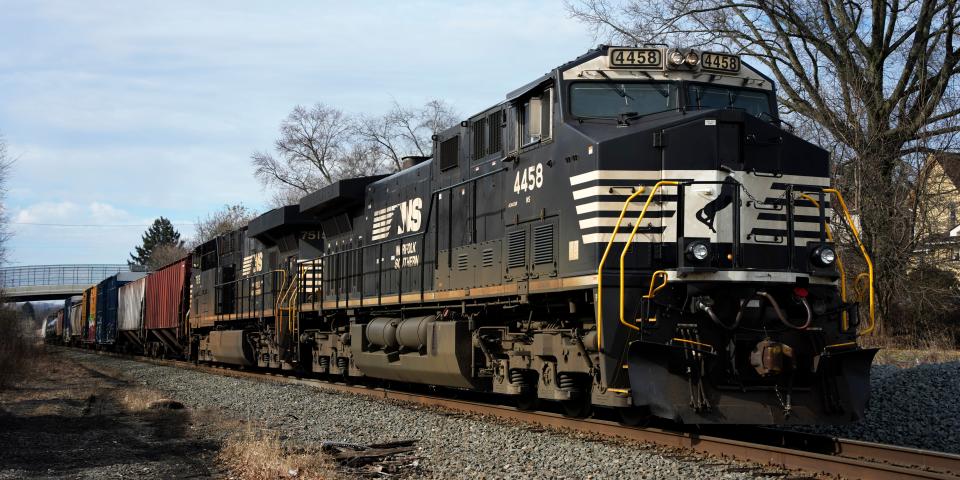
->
[[620, 182, 680, 330], [596, 186, 647, 351], [824, 188, 876, 335], [645, 270, 669, 299], [799, 193, 850, 331]]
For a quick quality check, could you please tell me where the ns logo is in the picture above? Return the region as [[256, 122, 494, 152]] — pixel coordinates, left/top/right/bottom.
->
[[372, 197, 422, 241]]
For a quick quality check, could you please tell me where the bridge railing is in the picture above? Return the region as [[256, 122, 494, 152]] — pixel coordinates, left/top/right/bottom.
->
[[0, 264, 139, 289]]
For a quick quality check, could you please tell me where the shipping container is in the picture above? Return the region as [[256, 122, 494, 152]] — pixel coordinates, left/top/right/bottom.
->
[[145, 258, 189, 331], [95, 272, 148, 345], [118, 276, 146, 331], [83, 285, 97, 343]]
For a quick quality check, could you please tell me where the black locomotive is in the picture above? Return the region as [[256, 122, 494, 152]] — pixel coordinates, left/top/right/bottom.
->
[[189, 46, 877, 424]]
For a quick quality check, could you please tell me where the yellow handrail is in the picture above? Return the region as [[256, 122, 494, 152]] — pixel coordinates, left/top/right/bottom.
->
[[824, 188, 876, 335], [671, 337, 715, 352], [645, 270, 669, 299], [274, 271, 298, 338], [596, 186, 647, 351], [620, 182, 680, 331], [799, 193, 850, 331]]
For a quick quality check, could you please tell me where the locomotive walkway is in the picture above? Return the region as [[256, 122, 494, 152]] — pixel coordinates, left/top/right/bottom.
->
[[0, 264, 135, 301]]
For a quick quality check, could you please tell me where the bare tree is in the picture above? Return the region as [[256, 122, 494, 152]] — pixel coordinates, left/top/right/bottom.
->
[[193, 204, 259, 245], [355, 99, 459, 171], [251, 104, 359, 197], [0, 133, 12, 266], [253, 100, 459, 206], [567, 0, 960, 334]]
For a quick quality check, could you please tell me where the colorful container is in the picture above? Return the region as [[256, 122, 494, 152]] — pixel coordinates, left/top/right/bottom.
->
[[83, 285, 97, 343]]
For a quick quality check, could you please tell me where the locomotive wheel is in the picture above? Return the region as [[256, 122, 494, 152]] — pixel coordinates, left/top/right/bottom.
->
[[617, 406, 652, 427], [516, 389, 539, 411], [561, 391, 593, 418]]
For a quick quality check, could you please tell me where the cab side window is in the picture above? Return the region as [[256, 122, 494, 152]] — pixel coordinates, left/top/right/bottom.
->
[[517, 87, 553, 149]]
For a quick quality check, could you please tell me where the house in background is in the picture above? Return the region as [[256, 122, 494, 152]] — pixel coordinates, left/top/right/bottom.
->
[[916, 153, 960, 269]]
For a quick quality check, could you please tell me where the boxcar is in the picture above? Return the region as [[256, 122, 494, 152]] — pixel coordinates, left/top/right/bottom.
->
[[144, 258, 190, 357], [82, 285, 97, 344], [68, 300, 83, 346], [95, 272, 147, 346], [118, 276, 147, 351]]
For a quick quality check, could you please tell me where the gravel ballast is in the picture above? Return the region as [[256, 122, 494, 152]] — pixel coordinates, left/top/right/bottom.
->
[[799, 361, 960, 454], [68, 351, 790, 480]]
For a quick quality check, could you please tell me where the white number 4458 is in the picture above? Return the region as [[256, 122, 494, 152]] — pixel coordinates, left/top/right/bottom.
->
[[513, 163, 544, 194]]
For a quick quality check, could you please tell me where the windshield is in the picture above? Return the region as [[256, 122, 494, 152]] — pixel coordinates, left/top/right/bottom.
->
[[570, 82, 678, 118], [687, 85, 772, 117]]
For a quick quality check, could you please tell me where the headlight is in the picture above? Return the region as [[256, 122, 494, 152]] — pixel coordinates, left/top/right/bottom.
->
[[685, 51, 700, 66], [812, 246, 837, 267], [686, 241, 710, 262], [669, 50, 685, 66]]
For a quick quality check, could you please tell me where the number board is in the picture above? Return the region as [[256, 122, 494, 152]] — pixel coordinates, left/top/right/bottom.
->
[[608, 48, 663, 69], [701, 52, 741, 74]]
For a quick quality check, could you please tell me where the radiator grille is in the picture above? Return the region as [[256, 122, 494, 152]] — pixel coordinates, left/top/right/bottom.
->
[[457, 253, 469, 271], [533, 224, 554, 265], [481, 248, 494, 267], [507, 230, 526, 269], [471, 118, 487, 160], [440, 135, 459, 171], [487, 111, 502, 155]]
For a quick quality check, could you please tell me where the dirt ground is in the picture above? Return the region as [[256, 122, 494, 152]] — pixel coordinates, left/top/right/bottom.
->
[[0, 348, 222, 479]]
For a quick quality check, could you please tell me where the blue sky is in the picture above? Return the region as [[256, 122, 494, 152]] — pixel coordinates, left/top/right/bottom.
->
[[0, 0, 595, 265]]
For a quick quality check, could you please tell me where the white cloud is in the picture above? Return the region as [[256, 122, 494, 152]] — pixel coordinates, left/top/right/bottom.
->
[[8, 200, 195, 265]]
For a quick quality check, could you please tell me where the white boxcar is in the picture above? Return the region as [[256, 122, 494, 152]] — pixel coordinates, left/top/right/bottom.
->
[[118, 276, 146, 331]]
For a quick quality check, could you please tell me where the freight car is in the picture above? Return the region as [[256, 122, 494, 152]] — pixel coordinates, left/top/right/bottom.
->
[[80, 285, 97, 345], [94, 272, 147, 347], [117, 275, 146, 352], [185, 46, 878, 425], [61, 295, 81, 344]]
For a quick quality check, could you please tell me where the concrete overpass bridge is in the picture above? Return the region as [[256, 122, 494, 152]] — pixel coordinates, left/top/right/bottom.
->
[[1, 264, 136, 302]]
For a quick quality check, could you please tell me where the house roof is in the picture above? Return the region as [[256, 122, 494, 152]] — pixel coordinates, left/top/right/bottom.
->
[[936, 152, 960, 187]]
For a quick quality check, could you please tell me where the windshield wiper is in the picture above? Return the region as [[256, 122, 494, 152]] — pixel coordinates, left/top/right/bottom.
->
[[596, 71, 633, 100]]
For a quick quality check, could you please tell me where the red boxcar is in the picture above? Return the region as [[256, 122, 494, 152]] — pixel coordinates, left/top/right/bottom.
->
[[143, 257, 189, 357]]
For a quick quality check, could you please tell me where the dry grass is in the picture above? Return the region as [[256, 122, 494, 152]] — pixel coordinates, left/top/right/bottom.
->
[[857, 333, 960, 367], [116, 386, 171, 412], [218, 425, 338, 480], [860, 332, 957, 351], [872, 348, 960, 367], [0, 310, 42, 389]]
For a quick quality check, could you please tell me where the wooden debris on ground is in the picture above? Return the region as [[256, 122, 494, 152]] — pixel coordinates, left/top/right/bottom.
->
[[321, 439, 421, 476]]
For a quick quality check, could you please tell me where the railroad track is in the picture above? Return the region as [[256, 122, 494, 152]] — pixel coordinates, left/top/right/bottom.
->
[[81, 348, 960, 479]]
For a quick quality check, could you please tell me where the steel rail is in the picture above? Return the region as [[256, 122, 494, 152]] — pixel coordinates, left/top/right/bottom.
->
[[78, 349, 960, 480]]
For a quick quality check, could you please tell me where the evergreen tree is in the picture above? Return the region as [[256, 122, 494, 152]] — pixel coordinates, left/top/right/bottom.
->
[[129, 217, 183, 267]]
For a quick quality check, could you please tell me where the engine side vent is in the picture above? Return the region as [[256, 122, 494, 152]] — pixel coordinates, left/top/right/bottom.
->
[[481, 248, 494, 267], [533, 224, 554, 265], [457, 253, 469, 271], [507, 230, 526, 269], [471, 118, 487, 160], [487, 111, 502, 155], [439, 135, 459, 171]]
